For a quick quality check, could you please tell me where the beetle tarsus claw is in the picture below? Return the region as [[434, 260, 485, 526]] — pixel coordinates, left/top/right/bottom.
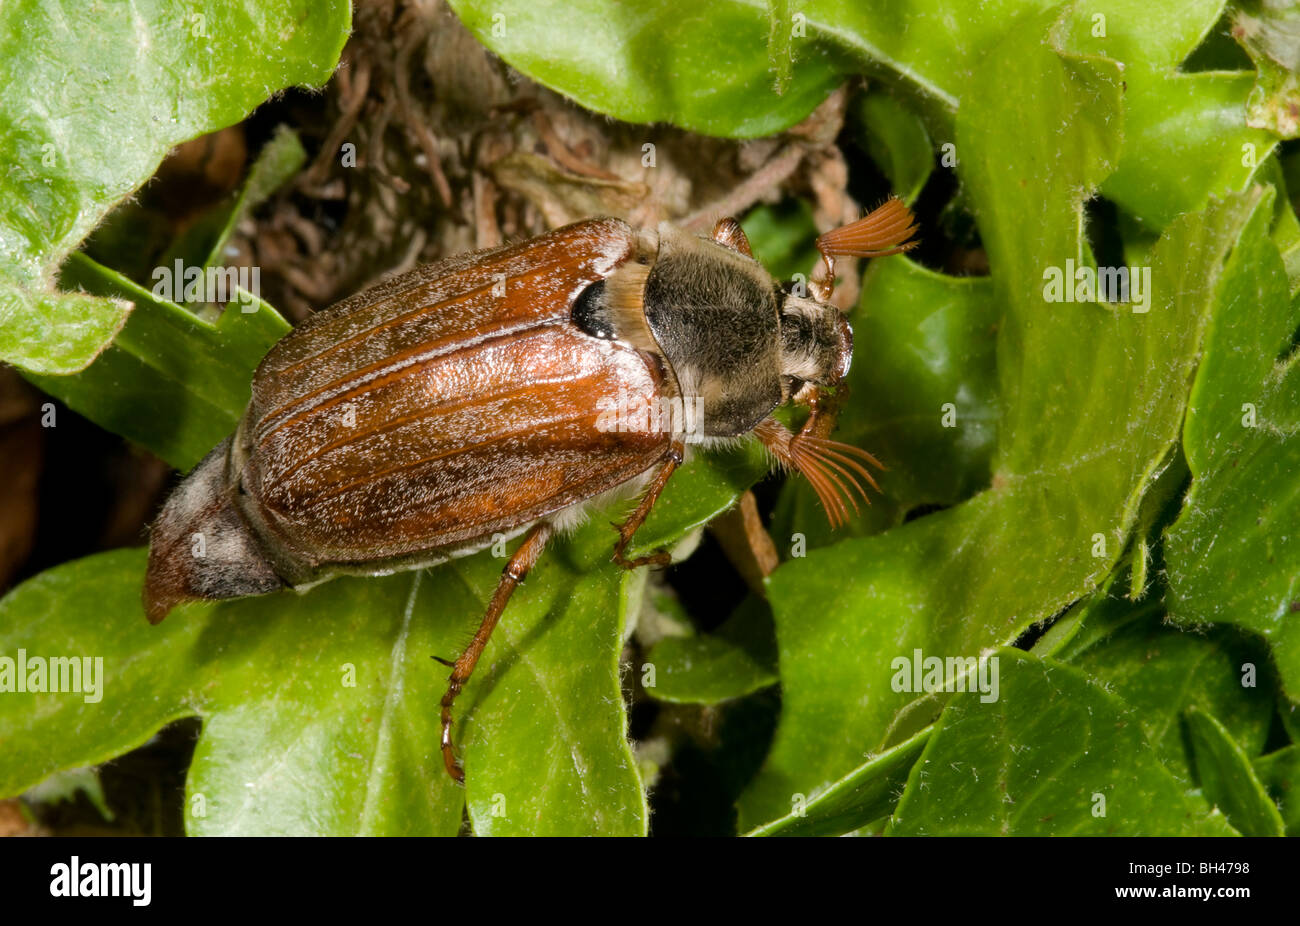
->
[[441, 709, 466, 785], [612, 547, 672, 570], [443, 746, 466, 785]]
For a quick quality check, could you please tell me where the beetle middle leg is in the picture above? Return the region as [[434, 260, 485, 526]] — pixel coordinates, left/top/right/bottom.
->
[[612, 440, 686, 569], [439, 520, 551, 783]]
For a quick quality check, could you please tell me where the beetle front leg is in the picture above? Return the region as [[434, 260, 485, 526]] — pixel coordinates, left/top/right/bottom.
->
[[611, 441, 686, 569], [439, 521, 552, 784], [790, 382, 842, 441]]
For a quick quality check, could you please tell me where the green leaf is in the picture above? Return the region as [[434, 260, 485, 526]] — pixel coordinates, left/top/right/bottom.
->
[[851, 91, 933, 204], [1065, 594, 1275, 782], [887, 650, 1238, 835], [766, 0, 795, 95], [0, 551, 459, 835], [24, 254, 289, 471], [644, 596, 778, 705], [1066, 0, 1276, 229], [1259, 152, 1300, 290], [1185, 705, 1285, 836], [0, 541, 652, 835], [187, 124, 307, 274], [745, 726, 930, 836], [0, 287, 132, 379], [1100, 70, 1275, 230], [446, 0, 851, 138], [1233, 0, 1300, 137], [1164, 185, 1300, 699], [1118, 445, 1188, 600], [739, 6, 1265, 829], [1280, 696, 1300, 743], [445, 550, 648, 836], [1253, 744, 1300, 835], [0, 0, 349, 374]]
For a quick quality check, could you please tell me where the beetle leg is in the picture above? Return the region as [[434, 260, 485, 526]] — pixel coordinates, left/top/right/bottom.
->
[[440, 521, 552, 784], [809, 253, 836, 304], [809, 197, 919, 304], [791, 383, 841, 440], [755, 385, 884, 529], [612, 441, 686, 569]]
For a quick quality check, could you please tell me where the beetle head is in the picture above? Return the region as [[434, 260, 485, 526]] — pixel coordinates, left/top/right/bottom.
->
[[772, 196, 920, 400], [777, 292, 853, 394]]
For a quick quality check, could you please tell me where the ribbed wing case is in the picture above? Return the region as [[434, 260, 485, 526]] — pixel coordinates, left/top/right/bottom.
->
[[237, 218, 670, 571]]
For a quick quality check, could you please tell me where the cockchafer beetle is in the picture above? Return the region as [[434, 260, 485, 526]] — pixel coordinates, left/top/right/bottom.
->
[[143, 197, 919, 782]]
